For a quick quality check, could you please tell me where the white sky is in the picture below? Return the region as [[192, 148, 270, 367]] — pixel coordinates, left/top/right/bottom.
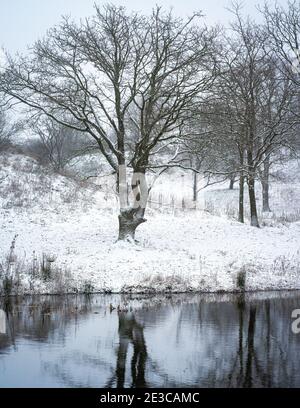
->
[[0, 0, 289, 53]]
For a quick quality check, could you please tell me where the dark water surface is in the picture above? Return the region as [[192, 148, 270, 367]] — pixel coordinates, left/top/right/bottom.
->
[[1, 291, 300, 388]]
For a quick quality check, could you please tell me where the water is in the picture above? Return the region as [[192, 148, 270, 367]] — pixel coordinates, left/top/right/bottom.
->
[[1, 291, 300, 388]]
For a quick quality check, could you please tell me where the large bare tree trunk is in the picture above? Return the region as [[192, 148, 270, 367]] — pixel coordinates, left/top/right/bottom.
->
[[118, 208, 146, 241], [118, 169, 148, 241]]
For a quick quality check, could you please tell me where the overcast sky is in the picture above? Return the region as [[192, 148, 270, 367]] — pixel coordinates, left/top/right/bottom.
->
[[0, 0, 290, 53]]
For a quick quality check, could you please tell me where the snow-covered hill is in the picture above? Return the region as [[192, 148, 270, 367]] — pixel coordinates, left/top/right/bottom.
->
[[1, 152, 300, 295]]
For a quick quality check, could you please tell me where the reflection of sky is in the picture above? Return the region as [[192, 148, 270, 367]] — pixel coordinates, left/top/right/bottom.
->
[[0, 0, 290, 52], [0, 311, 119, 388], [144, 303, 239, 387]]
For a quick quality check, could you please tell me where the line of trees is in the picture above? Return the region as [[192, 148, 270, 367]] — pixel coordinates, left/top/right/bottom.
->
[[0, 2, 300, 239], [198, 4, 295, 227]]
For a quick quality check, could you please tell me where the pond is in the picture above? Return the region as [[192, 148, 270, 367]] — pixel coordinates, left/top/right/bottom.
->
[[0, 291, 300, 388]]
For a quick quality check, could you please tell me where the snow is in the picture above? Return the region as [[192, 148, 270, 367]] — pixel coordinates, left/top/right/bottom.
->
[[1, 152, 300, 294]]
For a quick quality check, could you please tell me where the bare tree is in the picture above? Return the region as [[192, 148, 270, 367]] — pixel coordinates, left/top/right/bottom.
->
[[1, 4, 218, 241], [256, 58, 294, 212]]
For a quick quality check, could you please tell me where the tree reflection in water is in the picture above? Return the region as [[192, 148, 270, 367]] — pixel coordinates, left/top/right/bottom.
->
[[0, 292, 300, 388], [224, 295, 299, 388], [114, 312, 147, 388]]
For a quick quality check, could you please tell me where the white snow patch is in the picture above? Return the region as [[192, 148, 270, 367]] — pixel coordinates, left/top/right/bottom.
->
[[0, 153, 300, 294]]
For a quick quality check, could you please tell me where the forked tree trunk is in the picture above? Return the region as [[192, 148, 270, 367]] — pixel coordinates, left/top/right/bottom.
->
[[118, 208, 147, 241], [248, 174, 260, 228], [117, 167, 148, 241], [116, 313, 147, 388]]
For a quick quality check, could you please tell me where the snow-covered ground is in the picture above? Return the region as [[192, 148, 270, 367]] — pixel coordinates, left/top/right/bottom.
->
[[0, 152, 300, 294]]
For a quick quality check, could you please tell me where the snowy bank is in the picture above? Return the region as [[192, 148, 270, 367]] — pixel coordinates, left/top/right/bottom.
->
[[0, 153, 300, 295]]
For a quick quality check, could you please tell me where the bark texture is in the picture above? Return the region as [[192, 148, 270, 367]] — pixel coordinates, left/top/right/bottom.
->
[[229, 174, 236, 190], [248, 174, 260, 228], [118, 208, 146, 241], [239, 173, 245, 224], [261, 157, 271, 212]]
